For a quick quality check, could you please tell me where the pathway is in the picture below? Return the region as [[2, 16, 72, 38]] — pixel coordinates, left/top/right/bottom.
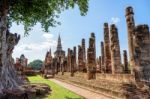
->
[[49, 79, 112, 99]]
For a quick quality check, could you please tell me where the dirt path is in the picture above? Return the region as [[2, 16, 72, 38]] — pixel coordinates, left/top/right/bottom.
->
[[49, 79, 112, 99]]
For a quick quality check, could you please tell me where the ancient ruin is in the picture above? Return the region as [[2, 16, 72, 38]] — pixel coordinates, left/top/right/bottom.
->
[[41, 6, 150, 99], [87, 33, 96, 80], [78, 39, 86, 72], [123, 50, 130, 73], [43, 49, 53, 77], [100, 41, 105, 73], [125, 6, 136, 74], [110, 24, 122, 74], [103, 23, 112, 73], [133, 24, 150, 82]]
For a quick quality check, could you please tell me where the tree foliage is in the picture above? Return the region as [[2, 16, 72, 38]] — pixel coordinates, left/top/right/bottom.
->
[[0, 0, 89, 35], [28, 59, 43, 70]]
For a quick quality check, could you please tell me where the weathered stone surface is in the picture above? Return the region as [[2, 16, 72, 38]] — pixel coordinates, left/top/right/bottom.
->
[[78, 39, 86, 72], [123, 50, 130, 73], [100, 41, 105, 73], [78, 45, 86, 72], [87, 33, 96, 80], [43, 49, 53, 77], [67, 48, 71, 72], [98, 56, 102, 73], [73, 46, 77, 71], [125, 6, 136, 74], [70, 50, 75, 77], [133, 25, 150, 82], [81, 39, 86, 71], [103, 23, 112, 73], [110, 24, 122, 74]]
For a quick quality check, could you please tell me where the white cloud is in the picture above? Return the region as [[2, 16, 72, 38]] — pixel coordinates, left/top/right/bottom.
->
[[111, 17, 120, 24], [14, 32, 57, 52]]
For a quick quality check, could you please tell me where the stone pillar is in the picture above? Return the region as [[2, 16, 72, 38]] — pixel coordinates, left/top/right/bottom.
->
[[81, 38, 86, 71], [123, 50, 129, 73], [103, 23, 112, 73], [125, 6, 135, 74], [110, 24, 122, 74], [101, 41, 105, 73], [87, 33, 96, 80], [70, 50, 74, 77], [73, 46, 77, 72], [78, 45, 83, 71], [98, 56, 102, 73], [133, 25, 150, 82], [67, 48, 71, 72]]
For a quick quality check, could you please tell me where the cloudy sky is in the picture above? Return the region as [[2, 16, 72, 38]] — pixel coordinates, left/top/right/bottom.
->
[[10, 0, 150, 63]]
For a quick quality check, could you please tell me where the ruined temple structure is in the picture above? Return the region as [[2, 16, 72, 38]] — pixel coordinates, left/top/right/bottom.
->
[[100, 41, 105, 73], [81, 39, 86, 71], [73, 46, 77, 71], [123, 50, 130, 73], [110, 24, 122, 74], [54, 35, 65, 73], [67, 48, 71, 72], [43, 49, 53, 76], [14, 54, 35, 77], [98, 56, 102, 73], [103, 23, 112, 73], [49, 6, 150, 99], [14, 54, 28, 72], [125, 6, 135, 74], [87, 33, 96, 80], [133, 25, 150, 82], [125, 6, 150, 82], [78, 39, 86, 72], [70, 50, 75, 76]]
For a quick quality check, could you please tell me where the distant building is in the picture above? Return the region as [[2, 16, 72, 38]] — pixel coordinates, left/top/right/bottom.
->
[[54, 34, 65, 58]]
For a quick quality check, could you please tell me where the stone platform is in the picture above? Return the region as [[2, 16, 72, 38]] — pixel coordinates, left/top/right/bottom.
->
[[55, 72, 150, 99]]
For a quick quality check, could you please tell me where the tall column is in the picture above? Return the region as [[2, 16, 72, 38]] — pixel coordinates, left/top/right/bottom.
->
[[73, 46, 77, 72], [103, 23, 112, 73], [78, 45, 83, 71], [70, 50, 74, 77], [67, 48, 71, 72], [123, 50, 129, 73], [81, 38, 86, 71], [101, 41, 105, 73], [133, 25, 150, 82], [87, 33, 96, 80], [125, 6, 135, 74], [110, 24, 122, 74], [99, 56, 102, 73]]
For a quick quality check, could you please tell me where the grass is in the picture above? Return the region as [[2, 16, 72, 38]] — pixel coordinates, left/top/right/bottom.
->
[[28, 75, 83, 99]]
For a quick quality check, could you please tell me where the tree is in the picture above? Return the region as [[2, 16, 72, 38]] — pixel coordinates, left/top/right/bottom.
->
[[0, 0, 89, 93], [28, 59, 43, 70]]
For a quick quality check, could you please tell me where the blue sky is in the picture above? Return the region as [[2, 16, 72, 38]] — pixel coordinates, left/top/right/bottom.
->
[[11, 0, 150, 63]]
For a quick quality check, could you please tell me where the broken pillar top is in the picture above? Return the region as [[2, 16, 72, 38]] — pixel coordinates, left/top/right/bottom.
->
[[104, 23, 108, 28], [126, 6, 134, 16], [110, 24, 118, 31], [91, 32, 95, 38], [134, 24, 150, 38]]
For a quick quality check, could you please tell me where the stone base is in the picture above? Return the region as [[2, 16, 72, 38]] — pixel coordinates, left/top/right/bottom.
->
[[0, 83, 51, 99], [55, 72, 150, 99]]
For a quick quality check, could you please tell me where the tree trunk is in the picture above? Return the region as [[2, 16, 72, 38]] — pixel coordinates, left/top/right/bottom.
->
[[0, 0, 23, 94]]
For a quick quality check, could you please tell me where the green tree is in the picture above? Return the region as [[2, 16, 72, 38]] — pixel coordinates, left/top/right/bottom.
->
[[28, 59, 43, 70], [0, 0, 89, 92]]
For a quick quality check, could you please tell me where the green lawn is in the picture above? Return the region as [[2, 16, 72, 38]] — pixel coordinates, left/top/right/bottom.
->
[[28, 75, 83, 99]]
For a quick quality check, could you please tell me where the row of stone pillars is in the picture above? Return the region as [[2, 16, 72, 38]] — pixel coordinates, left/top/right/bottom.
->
[[43, 6, 150, 83]]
